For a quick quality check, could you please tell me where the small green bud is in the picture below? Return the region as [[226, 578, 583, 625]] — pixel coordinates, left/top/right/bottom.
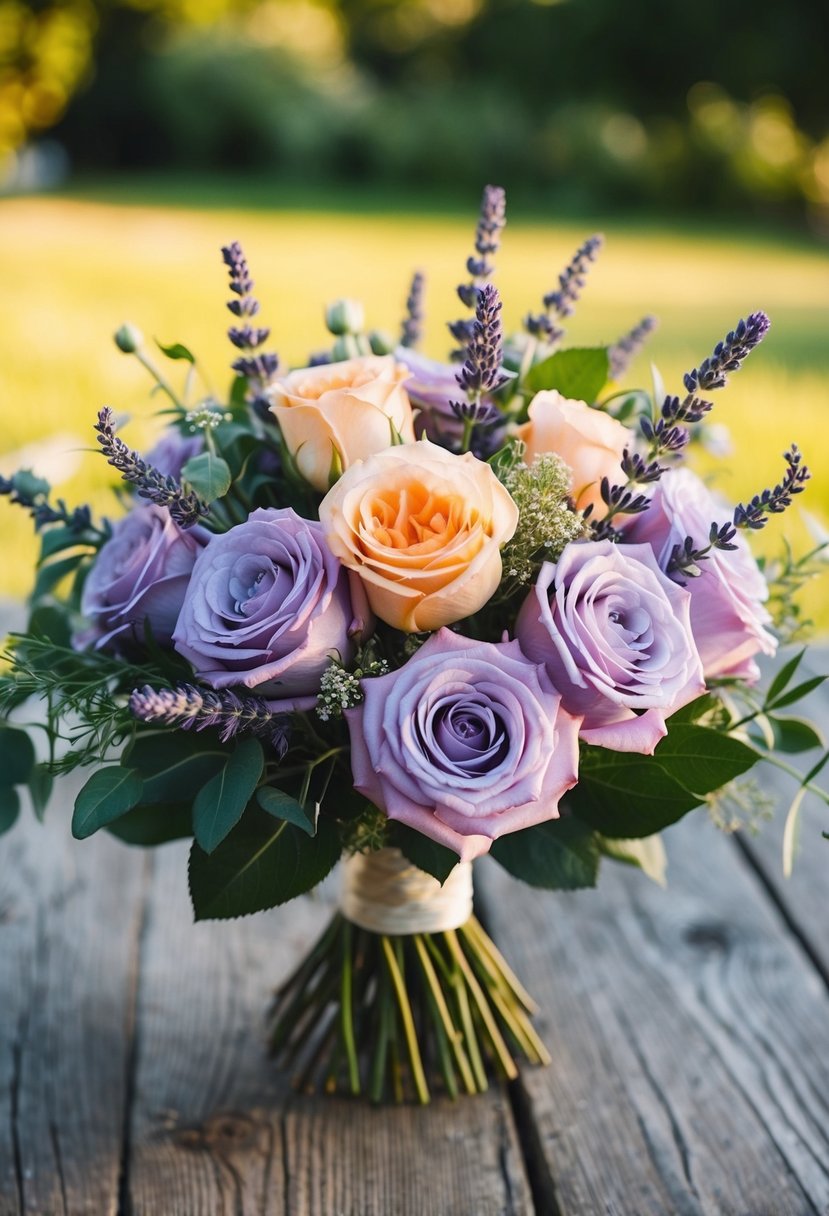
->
[[331, 334, 363, 362], [368, 329, 395, 356], [325, 298, 365, 337], [114, 323, 143, 354]]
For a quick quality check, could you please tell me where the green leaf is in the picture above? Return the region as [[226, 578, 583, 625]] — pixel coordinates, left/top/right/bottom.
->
[[38, 525, 95, 561], [155, 339, 196, 363], [256, 786, 317, 836], [782, 786, 806, 878], [188, 805, 341, 920], [126, 733, 225, 804], [665, 694, 720, 726], [766, 675, 827, 713], [192, 737, 264, 854], [72, 766, 144, 839], [392, 821, 459, 884], [490, 817, 600, 890], [11, 469, 50, 500], [32, 554, 83, 601], [524, 347, 610, 403], [570, 726, 758, 838], [0, 726, 36, 786], [106, 803, 193, 846], [182, 451, 231, 504], [597, 833, 667, 886], [28, 764, 53, 820], [769, 716, 824, 754], [26, 604, 72, 647], [0, 786, 20, 836], [765, 648, 806, 706]]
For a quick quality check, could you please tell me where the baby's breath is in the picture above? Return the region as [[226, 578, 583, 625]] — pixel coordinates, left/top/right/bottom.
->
[[185, 401, 232, 432], [316, 656, 390, 721], [499, 454, 582, 591]]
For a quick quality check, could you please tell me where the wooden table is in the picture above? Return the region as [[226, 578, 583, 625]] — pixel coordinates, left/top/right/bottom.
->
[[2, 613, 828, 1215]]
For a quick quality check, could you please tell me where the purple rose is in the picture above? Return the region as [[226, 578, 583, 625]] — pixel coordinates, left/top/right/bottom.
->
[[173, 507, 365, 700], [515, 540, 705, 754], [395, 348, 506, 455], [146, 428, 204, 480], [623, 467, 777, 681], [81, 504, 207, 649], [345, 628, 581, 861]]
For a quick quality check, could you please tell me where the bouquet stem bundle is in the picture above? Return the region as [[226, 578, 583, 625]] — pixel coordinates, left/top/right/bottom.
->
[[269, 851, 549, 1103]]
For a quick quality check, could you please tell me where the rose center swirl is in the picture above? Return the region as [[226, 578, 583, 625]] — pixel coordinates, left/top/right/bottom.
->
[[416, 691, 510, 775]]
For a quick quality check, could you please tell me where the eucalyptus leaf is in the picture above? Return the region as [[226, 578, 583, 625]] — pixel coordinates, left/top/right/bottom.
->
[[525, 347, 609, 403], [0, 726, 36, 786], [491, 817, 599, 890], [182, 452, 232, 504], [72, 766, 144, 839], [192, 737, 264, 854], [392, 821, 459, 885], [189, 806, 341, 920], [256, 786, 317, 836], [156, 339, 196, 363], [597, 833, 667, 886]]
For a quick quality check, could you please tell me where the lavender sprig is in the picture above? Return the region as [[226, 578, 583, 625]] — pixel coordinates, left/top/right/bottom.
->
[[450, 284, 509, 447], [667, 446, 810, 580], [400, 270, 425, 349], [543, 235, 603, 320], [684, 312, 771, 393], [221, 242, 280, 388], [733, 445, 810, 530], [0, 473, 100, 535], [608, 315, 658, 380], [130, 682, 290, 755], [450, 185, 506, 357], [94, 407, 208, 529]]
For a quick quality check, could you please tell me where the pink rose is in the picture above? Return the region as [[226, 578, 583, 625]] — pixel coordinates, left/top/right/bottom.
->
[[346, 629, 581, 860], [515, 540, 705, 754], [623, 467, 777, 681], [518, 390, 632, 512]]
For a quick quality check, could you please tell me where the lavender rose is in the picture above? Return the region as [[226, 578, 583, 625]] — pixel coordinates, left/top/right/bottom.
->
[[623, 467, 777, 681], [515, 540, 705, 754], [81, 503, 207, 649], [173, 507, 365, 699], [345, 629, 581, 861], [395, 348, 463, 444]]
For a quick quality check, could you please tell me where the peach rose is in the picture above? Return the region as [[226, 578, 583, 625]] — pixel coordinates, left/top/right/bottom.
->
[[268, 355, 415, 492], [318, 442, 519, 632], [518, 390, 631, 512]]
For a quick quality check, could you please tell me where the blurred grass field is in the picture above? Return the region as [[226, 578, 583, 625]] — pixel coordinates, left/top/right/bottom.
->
[[1, 184, 828, 626]]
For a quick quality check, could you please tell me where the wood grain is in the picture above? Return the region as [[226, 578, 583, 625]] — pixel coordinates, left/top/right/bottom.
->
[[0, 791, 149, 1216], [478, 813, 829, 1216], [124, 842, 532, 1216]]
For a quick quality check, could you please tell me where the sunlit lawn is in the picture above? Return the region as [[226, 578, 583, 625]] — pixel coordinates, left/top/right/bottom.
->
[[2, 184, 828, 625]]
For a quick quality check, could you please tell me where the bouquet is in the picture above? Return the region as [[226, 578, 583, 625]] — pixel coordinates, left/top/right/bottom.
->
[[2, 186, 826, 1105]]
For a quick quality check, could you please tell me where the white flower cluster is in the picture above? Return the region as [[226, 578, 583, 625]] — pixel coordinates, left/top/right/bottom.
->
[[185, 401, 232, 432], [316, 657, 390, 721], [500, 453, 583, 588]]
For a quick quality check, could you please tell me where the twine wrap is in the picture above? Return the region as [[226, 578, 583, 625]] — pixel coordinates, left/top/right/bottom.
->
[[340, 847, 473, 935]]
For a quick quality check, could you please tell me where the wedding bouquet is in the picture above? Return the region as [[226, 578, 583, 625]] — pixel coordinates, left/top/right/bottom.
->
[[2, 186, 826, 1104]]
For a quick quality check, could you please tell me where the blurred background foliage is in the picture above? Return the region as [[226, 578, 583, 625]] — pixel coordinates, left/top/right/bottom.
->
[[2, 0, 829, 226]]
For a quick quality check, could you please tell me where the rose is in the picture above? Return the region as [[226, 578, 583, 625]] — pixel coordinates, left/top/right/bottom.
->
[[346, 629, 581, 859], [515, 540, 705, 753], [172, 507, 366, 699], [318, 440, 519, 632], [622, 466, 777, 681], [80, 504, 207, 649], [268, 354, 415, 491], [518, 390, 632, 512], [396, 347, 507, 454]]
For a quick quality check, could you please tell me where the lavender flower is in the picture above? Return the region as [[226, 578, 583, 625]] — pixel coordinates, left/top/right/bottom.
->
[[400, 270, 425, 349], [94, 407, 208, 529], [683, 312, 771, 393], [130, 682, 290, 754], [733, 445, 810, 530], [450, 284, 510, 442], [542, 235, 603, 319], [0, 471, 97, 534], [608, 315, 658, 379], [221, 241, 280, 388], [450, 185, 506, 357]]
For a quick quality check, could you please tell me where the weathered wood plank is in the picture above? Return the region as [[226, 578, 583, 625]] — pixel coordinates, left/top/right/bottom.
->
[[0, 794, 149, 1216], [479, 812, 829, 1216], [125, 842, 532, 1215]]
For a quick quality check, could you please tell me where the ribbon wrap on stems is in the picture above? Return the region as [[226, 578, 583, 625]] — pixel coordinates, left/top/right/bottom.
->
[[340, 847, 473, 935]]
